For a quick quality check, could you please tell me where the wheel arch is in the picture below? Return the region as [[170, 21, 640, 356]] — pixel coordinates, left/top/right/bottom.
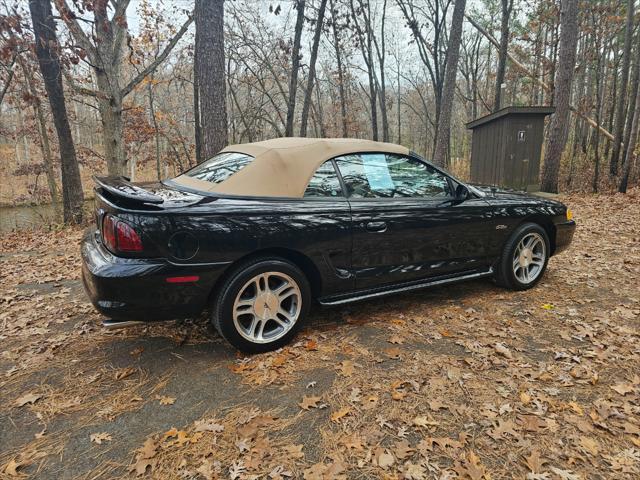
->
[[207, 247, 322, 306], [519, 215, 556, 255]]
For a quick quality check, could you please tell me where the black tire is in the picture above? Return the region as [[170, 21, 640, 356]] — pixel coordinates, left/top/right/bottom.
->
[[495, 222, 550, 291], [211, 256, 311, 353]]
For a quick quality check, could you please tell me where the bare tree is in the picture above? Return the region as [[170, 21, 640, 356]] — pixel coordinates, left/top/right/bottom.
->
[[619, 29, 640, 193], [196, 0, 228, 160], [19, 57, 59, 210], [286, 0, 306, 137], [328, 0, 348, 137], [300, 0, 328, 137], [55, 0, 193, 175], [432, 0, 466, 168], [350, 0, 379, 140], [540, 0, 579, 193], [397, 0, 452, 152], [621, 32, 640, 168], [28, 0, 84, 224], [493, 0, 514, 111], [609, 0, 634, 176]]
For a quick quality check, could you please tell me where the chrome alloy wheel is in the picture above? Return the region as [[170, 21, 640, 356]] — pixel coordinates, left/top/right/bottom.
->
[[512, 232, 546, 284], [232, 272, 302, 344]]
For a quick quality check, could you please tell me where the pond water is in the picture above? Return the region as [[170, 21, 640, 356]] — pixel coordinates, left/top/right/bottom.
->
[[0, 200, 93, 234]]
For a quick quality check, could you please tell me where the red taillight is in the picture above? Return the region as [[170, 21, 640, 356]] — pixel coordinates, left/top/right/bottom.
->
[[102, 215, 143, 253], [116, 221, 143, 252], [102, 215, 117, 252]]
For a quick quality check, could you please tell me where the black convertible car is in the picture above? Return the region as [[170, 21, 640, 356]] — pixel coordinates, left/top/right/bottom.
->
[[82, 137, 575, 352]]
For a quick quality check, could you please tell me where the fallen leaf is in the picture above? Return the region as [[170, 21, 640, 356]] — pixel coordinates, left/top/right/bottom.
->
[[90, 432, 112, 445], [454, 450, 488, 480], [284, 444, 304, 459], [157, 395, 176, 406], [15, 392, 42, 407], [383, 347, 402, 359], [393, 439, 414, 460], [525, 449, 546, 473], [377, 449, 395, 469], [518, 415, 548, 432], [610, 383, 635, 395], [4, 459, 22, 476], [131, 458, 157, 476], [340, 433, 364, 451], [549, 467, 581, 480], [413, 415, 439, 428], [578, 436, 599, 455], [304, 339, 318, 351], [194, 419, 224, 433], [303, 462, 326, 480], [338, 360, 354, 376], [330, 407, 351, 422], [299, 395, 322, 410], [494, 342, 513, 359]]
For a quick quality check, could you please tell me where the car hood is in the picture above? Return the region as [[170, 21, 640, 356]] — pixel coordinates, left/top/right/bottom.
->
[[471, 184, 564, 207]]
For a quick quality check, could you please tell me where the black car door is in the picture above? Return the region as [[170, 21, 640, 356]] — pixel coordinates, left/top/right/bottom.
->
[[334, 153, 495, 291]]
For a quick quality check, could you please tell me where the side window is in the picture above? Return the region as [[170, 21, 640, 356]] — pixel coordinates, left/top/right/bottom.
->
[[335, 153, 452, 198], [303, 161, 343, 198]]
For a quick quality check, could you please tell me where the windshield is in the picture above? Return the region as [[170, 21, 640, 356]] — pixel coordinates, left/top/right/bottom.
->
[[179, 152, 254, 184]]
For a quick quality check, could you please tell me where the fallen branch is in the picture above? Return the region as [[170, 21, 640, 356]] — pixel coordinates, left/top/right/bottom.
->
[[465, 14, 614, 141]]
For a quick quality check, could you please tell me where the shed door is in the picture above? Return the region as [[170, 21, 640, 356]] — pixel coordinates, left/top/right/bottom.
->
[[512, 122, 532, 191]]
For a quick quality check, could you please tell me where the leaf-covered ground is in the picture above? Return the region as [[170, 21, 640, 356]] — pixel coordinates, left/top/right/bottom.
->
[[1, 191, 639, 480]]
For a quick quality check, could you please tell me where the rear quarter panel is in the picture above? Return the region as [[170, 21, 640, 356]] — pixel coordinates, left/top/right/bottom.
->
[[112, 197, 354, 298]]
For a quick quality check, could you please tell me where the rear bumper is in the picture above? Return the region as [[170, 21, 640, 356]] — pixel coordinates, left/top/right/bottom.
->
[[81, 229, 229, 321], [554, 220, 576, 255]]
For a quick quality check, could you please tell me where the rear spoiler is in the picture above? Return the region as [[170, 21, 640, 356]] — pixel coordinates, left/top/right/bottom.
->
[[93, 176, 164, 204]]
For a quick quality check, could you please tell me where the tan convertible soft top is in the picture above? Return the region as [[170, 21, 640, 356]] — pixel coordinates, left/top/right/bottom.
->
[[173, 137, 410, 198]]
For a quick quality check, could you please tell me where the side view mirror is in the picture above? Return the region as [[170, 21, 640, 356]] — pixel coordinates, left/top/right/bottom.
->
[[455, 184, 470, 202]]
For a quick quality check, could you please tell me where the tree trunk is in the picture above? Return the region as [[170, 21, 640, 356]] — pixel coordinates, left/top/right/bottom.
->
[[194, 23, 202, 163], [621, 37, 640, 168], [286, 0, 306, 137], [619, 31, 640, 193], [96, 79, 126, 176], [29, 0, 84, 224], [196, 0, 228, 160], [396, 52, 401, 144], [300, 0, 328, 137], [540, 0, 579, 193], [609, 0, 634, 176], [350, 0, 378, 140], [432, 0, 466, 168], [619, 83, 640, 193], [20, 58, 60, 212], [493, 0, 513, 111], [330, 0, 348, 137], [592, 20, 604, 193], [373, 0, 389, 142], [147, 77, 162, 180]]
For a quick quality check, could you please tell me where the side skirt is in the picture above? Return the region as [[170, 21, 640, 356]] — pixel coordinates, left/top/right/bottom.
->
[[318, 268, 494, 306]]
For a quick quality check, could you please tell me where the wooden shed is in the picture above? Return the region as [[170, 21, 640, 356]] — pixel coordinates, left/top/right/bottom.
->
[[466, 106, 554, 191]]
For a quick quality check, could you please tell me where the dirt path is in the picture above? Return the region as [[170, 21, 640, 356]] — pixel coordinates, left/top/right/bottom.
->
[[1, 191, 639, 479]]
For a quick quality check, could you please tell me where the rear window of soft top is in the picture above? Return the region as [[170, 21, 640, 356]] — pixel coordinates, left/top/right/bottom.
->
[[181, 152, 253, 184]]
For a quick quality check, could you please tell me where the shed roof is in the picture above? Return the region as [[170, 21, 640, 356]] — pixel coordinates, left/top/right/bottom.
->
[[466, 106, 555, 130], [173, 137, 410, 198]]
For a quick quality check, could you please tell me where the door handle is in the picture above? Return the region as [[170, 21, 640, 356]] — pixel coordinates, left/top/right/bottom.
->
[[365, 221, 387, 233]]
